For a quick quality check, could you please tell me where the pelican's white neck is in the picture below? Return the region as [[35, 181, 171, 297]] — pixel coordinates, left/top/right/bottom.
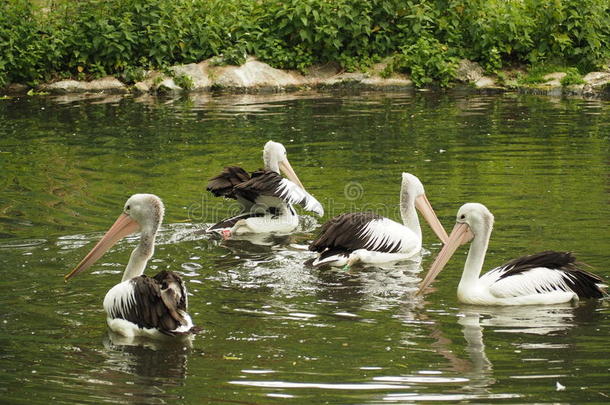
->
[[265, 159, 280, 173], [400, 188, 422, 241], [121, 229, 156, 282], [458, 225, 491, 291]]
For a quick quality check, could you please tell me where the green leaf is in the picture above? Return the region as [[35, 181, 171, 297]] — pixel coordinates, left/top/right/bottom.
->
[[299, 29, 310, 42]]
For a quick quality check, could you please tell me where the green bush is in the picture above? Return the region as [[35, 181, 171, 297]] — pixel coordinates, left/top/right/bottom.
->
[[526, 0, 610, 70], [384, 36, 458, 87], [0, 0, 62, 86], [57, 0, 230, 76], [560, 67, 585, 86], [1, 0, 609, 88]]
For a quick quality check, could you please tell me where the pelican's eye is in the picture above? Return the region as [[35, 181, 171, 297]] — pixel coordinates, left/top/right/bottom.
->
[[126, 205, 131, 211], [459, 214, 466, 220]]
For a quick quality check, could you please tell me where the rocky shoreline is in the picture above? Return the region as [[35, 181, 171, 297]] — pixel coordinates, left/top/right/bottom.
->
[[3, 57, 610, 99]]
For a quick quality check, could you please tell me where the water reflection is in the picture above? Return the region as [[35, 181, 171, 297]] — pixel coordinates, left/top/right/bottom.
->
[[387, 303, 604, 403], [97, 331, 194, 403], [316, 261, 423, 312], [456, 311, 495, 394], [461, 303, 600, 336], [457, 304, 600, 371]]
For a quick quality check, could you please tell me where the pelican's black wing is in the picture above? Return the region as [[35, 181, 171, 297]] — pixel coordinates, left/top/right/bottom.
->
[[234, 170, 324, 215], [487, 251, 606, 299], [207, 166, 251, 199], [106, 271, 192, 336], [309, 212, 403, 254]]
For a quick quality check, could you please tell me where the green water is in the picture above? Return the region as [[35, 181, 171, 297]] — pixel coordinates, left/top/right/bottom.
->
[[0, 91, 609, 404]]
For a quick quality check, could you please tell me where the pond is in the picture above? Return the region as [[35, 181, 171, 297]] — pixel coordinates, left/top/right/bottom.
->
[[0, 90, 609, 404]]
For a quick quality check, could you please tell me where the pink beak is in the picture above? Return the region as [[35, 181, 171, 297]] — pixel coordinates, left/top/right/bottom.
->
[[415, 194, 449, 244], [64, 213, 140, 281], [417, 222, 474, 295], [279, 159, 305, 190]]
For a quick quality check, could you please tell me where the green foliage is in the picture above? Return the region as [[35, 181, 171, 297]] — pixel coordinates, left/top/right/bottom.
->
[[384, 37, 458, 87], [221, 42, 248, 66], [173, 74, 194, 90], [517, 64, 559, 85], [0, 0, 61, 86], [429, 0, 610, 74], [525, 0, 610, 71], [461, 0, 534, 71], [1, 0, 609, 88], [560, 68, 585, 86], [516, 64, 585, 86], [58, 0, 228, 76], [121, 65, 146, 84]]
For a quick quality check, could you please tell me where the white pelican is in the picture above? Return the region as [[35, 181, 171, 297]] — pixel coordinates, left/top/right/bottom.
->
[[64, 194, 197, 338], [308, 173, 448, 268], [418, 203, 607, 305], [206, 141, 323, 237]]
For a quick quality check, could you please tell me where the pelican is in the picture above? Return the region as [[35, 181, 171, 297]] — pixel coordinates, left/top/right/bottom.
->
[[308, 173, 448, 268], [206, 141, 323, 237], [64, 194, 197, 338], [418, 203, 607, 305]]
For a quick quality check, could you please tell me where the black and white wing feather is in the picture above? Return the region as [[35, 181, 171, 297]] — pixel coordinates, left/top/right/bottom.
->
[[234, 170, 324, 215], [483, 251, 606, 299], [104, 271, 194, 336], [309, 212, 416, 254], [207, 166, 251, 199]]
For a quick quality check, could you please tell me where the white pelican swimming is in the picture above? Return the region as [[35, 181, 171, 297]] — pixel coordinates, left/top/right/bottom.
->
[[65, 194, 197, 338], [206, 141, 323, 237], [418, 203, 607, 305], [308, 173, 448, 268]]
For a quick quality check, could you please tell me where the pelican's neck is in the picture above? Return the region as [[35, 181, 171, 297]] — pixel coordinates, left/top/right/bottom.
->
[[265, 159, 280, 173], [400, 190, 422, 241], [459, 227, 490, 288], [121, 228, 156, 282], [263, 149, 281, 173]]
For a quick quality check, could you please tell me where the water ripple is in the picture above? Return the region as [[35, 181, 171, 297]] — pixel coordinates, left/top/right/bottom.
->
[[229, 380, 411, 390], [0, 238, 47, 248]]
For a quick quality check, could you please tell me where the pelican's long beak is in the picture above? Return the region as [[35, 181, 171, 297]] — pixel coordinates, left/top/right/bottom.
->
[[415, 194, 449, 244], [64, 213, 140, 282], [279, 159, 305, 190], [416, 222, 473, 295]]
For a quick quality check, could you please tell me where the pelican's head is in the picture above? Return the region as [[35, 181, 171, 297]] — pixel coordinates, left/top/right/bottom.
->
[[401, 172, 425, 197], [64, 194, 164, 282], [417, 203, 493, 295], [123, 194, 165, 234], [263, 140, 305, 189], [263, 140, 286, 170], [401, 172, 448, 244], [455, 203, 494, 237]]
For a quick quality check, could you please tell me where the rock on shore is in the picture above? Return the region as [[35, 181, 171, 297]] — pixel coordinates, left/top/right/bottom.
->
[[4, 57, 610, 99]]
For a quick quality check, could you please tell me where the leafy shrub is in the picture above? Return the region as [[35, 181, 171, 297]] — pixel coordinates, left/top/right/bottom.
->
[[0, 0, 62, 86], [525, 0, 610, 70], [58, 0, 230, 76], [1, 0, 609, 88], [385, 37, 458, 87], [249, 0, 377, 70], [173, 74, 194, 90], [560, 68, 585, 86], [461, 0, 534, 71], [121, 65, 146, 84]]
